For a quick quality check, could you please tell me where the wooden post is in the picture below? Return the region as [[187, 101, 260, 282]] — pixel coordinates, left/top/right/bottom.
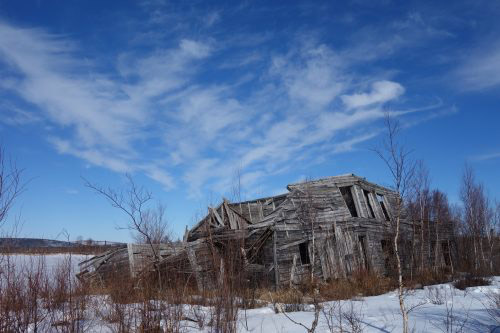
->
[[290, 254, 297, 287], [187, 247, 204, 291], [248, 202, 253, 222], [127, 243, 136, 278], [273, 230, 280, 289]]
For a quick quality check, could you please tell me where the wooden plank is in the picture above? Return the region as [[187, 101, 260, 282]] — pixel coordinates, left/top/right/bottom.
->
[[273, 230, 279, 289], [127, 243, 136, 278], [278, 238, 308, 251], [187, 247, 204, 291], [290, 254, 297, 287], [248, 202, 253, 222], [220, 203, 225, 225], [352, 185, 366, 218], [211, 207, 224, 227]]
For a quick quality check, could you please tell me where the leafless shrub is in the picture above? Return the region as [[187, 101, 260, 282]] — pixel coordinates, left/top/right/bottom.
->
[[97, 295, 135, 332], [188, 304, 207, 330], [265, 288, 306, 313], [426, 286, 445, 305], [322, 299, 364, 333], [268, 288, 321, 333], [0, 252, 94, 332], [483, 290, 500, 325], [430, 287, 471, 333]]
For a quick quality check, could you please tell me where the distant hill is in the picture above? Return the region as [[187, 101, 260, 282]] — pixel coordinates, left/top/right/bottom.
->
[[0, 238, 77, 248], [0, 238, 125, 249]]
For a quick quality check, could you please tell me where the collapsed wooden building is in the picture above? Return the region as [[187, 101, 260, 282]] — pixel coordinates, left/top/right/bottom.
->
[[78, 174, 456, 289]]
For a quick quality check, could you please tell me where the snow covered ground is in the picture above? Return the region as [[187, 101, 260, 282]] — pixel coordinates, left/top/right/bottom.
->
[[55, 276, 500, 332], [233, 278, 500, 332], [1, 254, 499, 332], [1, 253, 90, 278]]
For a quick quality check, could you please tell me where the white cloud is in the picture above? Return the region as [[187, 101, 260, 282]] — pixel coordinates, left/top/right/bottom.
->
[[179, 39, 212, 59], [341, 80, 405, 109], [0, 102, 42, 126], [270, 44, 345, 109], [0, 20, 445, 199], [0, 21, 213, 190], [455, 45, 500, 91], [204, 11, 220, 27], [472, 151, 500, 161]]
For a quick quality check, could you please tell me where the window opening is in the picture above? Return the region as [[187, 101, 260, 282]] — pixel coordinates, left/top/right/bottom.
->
[[377, 194, 390, 221], [380, 240, 393, 273], [340, 186, 358, 217], [358, 235, 369, 270], [299, 242, 310, 265], [363, 190, 375, 218]]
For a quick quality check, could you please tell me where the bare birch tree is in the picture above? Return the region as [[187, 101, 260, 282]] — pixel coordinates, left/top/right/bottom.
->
[[84, 174, 170, 262], [373, 114, 415, 333]]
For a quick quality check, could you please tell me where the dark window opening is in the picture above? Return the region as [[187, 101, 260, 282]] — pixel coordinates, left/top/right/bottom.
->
[[340, 186, 358, 217], [344, 254, 353, 274], [377, 194, 390, 221], [299, 242, 310, 265], [363, 190, 375, 218], [380, 240, 394, 273], [358, 236, 369, 270]]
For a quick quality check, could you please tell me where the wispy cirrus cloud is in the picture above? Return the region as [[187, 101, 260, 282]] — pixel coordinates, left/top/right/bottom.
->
[[0, 16, 448, 198], [454, 44, 500, 91], [472, 151, 500, 161], [341, 81, 405, 109], [0, 21, 213, 189]]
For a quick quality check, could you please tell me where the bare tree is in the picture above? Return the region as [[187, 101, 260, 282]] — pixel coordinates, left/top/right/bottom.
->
[[373, 114, 415, 333], [460, 165, 490, 274], [430, 190, 451, 271], [409, 160, 431, 275], [83, 174, 170, 260], [0, 147, 24, 234], [489, 201, 500, 273]]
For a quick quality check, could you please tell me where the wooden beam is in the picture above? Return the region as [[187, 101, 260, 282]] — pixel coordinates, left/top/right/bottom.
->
[[187, 247, 204, 291], [273, 230, 279, 289], [220, 203, 225, 225], [248, 202, 253, 222], [278, 238, 308, 251], [211, 207, 224, 227], [127, 243, 136, 278], [290, 254, 297, 287]]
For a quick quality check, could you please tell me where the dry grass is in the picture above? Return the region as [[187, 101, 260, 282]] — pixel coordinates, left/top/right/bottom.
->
[[320, 270, 396, 300], [406, 268, 453, 289], [453, 276, 491, 290], [1, 248, 495, 332], [0, 254, 91, 332]]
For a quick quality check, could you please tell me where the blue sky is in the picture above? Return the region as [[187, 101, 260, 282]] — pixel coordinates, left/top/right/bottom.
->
[[1, 1, 499, 242]]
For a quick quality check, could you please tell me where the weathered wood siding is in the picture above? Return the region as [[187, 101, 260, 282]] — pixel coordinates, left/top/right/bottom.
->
[[78, 174, 456, 289]]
